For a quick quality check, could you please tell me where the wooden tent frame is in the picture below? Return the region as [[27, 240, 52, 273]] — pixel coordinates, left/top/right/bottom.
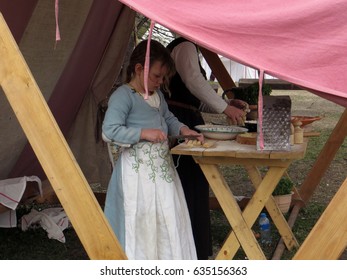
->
[[1, 10, 347, 259], [0, 14, 126, 260]]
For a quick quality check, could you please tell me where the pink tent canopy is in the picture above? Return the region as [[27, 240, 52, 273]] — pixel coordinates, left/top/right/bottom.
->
[[119, 0, 347, 107]]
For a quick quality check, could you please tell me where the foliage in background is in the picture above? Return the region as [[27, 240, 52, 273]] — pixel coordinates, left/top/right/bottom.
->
[[233, 82, 272, 105], [273, 177, 294, 196]]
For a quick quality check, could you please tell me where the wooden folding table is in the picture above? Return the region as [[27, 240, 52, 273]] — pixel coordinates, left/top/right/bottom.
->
[[171, 140, 307, 259]]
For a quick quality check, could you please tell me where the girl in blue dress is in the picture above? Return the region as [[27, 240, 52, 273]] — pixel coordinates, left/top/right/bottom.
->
[[102, 40, 202, 260]]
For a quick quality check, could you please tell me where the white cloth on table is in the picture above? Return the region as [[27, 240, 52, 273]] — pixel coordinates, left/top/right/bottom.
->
[[21, 207, 69, 243], [0, 176, 42, 228]]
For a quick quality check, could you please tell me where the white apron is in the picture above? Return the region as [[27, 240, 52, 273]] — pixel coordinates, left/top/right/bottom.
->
[[121, 141, 197, 260]]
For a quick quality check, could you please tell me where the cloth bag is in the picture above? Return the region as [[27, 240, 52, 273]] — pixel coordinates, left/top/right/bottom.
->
[[0, 176, 42, 227], [21, 207, 70, 243]]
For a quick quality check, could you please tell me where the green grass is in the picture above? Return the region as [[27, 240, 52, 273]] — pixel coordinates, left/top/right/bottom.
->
[[0, 206, 88, 260], [210, 202, 326, 260], [279, 203, 326, 259], [0, 227, 87, 260]]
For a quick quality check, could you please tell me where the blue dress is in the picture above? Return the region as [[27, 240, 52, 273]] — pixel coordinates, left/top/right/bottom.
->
[[102, 85, 197, 260]]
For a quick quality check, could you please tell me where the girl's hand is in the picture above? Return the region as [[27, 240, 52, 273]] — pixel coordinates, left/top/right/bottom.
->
[[141, 128, 167, 143], [180, 126, 204, 143]]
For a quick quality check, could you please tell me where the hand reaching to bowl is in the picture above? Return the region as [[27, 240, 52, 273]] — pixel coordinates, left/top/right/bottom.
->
[[225, 99, 250, 126]]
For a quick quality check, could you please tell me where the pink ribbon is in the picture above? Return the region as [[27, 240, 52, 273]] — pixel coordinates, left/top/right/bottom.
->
[[258, 70, 264, 150], [55, 0, 61, 46], [143, 21, 155, 100]]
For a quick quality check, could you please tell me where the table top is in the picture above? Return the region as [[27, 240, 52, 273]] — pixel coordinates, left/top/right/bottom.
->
[[171, 139, 307, 160]]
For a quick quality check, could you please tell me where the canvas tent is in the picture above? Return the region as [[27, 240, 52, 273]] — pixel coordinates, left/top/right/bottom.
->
[[0, 0, 137, 259], [0, 0, 135, 188], [1, 0, 347, 259]]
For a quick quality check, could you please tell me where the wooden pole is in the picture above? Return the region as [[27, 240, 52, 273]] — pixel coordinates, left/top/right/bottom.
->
[[298, 108, 347, 203], [0, 13, 126, 260], [199, 46, 236, 94], [272, 203, 302, 259], [294, 177, 347, 259]]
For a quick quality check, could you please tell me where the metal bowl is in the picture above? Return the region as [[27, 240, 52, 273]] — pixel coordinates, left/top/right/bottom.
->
[[195, 125, 248, 140]]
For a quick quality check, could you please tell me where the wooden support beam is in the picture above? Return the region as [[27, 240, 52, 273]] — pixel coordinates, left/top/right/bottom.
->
[[272, 203, 302, 259], [199, 163, 266, 259], [293, 177, 347, 259], [0, 13, 126, 260], [299, 108, 347, 203], [199, 46, 236, 94]]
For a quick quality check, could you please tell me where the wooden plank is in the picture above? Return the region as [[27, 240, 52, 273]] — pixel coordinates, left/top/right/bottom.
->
[[0, 13, 126, 260], [299, 109, 347, 203], [294, 177, 347, 259], [170, 144, 205, 156], [172, 140, 307, 160], [303, 131, 321, 137], [172, 140, 271, 159], [199, 46, 236, 92], [215, 167, 265, 259], [233, 166, 288, 252], [246, 166, 299, 250], [215, 165, 295, 259], [195, 156, 291, 168], [215, 234, 242, 260], [199, 163, 266, 260], [269, 141, 307, 160]]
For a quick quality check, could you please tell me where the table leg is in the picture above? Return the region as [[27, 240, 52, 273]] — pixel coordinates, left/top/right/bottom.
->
[[198, 163, 266, 260], [214, 166, 287, 259], [246, 165, 299, 250]]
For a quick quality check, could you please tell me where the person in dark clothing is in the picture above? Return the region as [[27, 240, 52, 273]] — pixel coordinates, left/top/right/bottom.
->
[[164, 37, 248, 259]]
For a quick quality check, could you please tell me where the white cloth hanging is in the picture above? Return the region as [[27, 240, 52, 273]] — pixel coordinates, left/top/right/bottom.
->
[[0, 176, 42, 228]]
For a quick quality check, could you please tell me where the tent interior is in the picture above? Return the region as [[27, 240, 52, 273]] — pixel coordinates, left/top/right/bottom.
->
[[0, 0, 136, 190], [1, 0, 347, 259]]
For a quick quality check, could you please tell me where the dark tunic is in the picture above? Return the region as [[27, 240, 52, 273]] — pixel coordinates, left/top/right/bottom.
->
[[164, 37, 212, 259]]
